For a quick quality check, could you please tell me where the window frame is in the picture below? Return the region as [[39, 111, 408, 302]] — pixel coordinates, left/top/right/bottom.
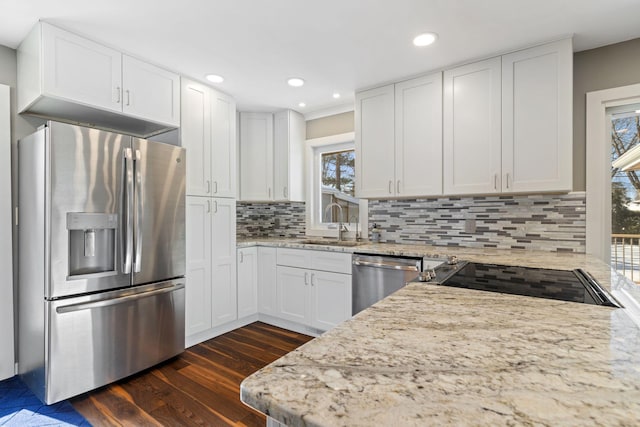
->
[[305, 132, 368, 238]]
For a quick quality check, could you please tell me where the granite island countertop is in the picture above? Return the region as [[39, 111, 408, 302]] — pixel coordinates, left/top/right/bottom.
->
[[239, 239, 640, 426]]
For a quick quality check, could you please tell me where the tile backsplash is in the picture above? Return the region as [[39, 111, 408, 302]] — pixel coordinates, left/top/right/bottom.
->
[[237, 202, 306, 239], [368, 192, 586, 252], [236, 193, 587, 253]]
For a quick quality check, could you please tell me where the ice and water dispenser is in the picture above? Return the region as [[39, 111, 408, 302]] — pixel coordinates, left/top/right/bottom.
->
[[67, 213, 118, 277]]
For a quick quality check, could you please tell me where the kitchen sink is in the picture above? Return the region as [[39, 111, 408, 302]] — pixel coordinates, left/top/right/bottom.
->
[[292, 239, 367, 247]]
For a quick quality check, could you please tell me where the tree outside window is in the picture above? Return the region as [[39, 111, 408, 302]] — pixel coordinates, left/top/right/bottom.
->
[[320, 149, 358, 223]]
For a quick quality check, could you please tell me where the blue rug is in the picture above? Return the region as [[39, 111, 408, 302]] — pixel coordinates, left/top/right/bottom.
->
[[0, 377, 90, 426]]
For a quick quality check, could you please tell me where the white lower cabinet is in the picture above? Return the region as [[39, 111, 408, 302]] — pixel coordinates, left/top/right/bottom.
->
[[237, 247, 258, 318], [275, 248, 352, 332], [257, 247, 278, 316], [185, 196, 237, 345], [275, 267, 352, 331]]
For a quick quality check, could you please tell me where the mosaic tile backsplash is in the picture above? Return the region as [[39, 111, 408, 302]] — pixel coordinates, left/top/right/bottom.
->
[[236, 193, 587, 253], [237, 202, 306, 239], [367, 192, 586, 253]]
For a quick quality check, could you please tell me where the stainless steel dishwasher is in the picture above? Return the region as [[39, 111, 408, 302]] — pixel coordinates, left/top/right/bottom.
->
[[352, 253, 424, 315]]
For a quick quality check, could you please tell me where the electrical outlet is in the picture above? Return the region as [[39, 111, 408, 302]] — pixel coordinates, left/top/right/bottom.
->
[[464, 218, 476, 233]]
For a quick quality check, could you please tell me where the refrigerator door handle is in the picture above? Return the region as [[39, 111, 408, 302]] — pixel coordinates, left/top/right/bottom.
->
[[134, 149, 143, 273], [122, 148, 134, 274], [55, 282, 185, 314]]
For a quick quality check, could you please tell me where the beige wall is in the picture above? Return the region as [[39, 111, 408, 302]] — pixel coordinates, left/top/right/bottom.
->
[[306, 111, 354, 139], [573, 37, 640, 191]]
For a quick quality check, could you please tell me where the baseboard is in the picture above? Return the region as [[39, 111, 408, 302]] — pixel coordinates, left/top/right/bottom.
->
[[257, 314, 322, 337], [185, 314, 259, 348]]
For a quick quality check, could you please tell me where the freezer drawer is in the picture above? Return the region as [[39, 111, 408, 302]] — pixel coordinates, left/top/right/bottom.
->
[[43, 280, 184, 404]]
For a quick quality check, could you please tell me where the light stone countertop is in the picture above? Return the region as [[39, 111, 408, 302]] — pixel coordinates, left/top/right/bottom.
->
[[238, 238, 640, 426]]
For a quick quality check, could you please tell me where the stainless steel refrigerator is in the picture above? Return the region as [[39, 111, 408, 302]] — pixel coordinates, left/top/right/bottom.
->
[[18, 121, 186, 404]]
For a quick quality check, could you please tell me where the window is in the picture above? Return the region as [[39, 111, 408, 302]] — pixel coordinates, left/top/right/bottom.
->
[[305, 132, 367, 238], [320, 149, 358, 223]]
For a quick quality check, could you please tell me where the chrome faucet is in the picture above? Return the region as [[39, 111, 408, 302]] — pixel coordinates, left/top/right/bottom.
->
[[349, 214, 360, 241], [324, 202, 348, 241]]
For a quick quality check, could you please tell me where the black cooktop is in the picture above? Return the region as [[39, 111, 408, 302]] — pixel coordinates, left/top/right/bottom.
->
[[436, 262, 621, 307]]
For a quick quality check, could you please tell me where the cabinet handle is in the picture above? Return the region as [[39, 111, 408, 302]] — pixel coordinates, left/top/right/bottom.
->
[[311, 273, 315, 286], [506, 173, 511, 189], [125, 90, 131, 106], [388, 181, 393, 194], [397, 180, 401, 194], [213, 181, 218, 194], [494, 174, 498, 191], [206, 180, 211, 194], [283, 186, 288, 198], [304, 272, 309, 286], [268, 187, 271, 199], [115, 86, 121, 103], [206, 200, 211, 213], [239, 251, 244, 263], [214, 201, 218, 213]]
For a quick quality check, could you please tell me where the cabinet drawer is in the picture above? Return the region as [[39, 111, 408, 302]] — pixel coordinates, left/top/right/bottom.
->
[[311, 251, 352, 274], [277, 248, 313, 269]]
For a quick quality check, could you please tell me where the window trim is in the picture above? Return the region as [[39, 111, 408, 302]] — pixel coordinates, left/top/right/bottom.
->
[[305, 132, 368, 238]]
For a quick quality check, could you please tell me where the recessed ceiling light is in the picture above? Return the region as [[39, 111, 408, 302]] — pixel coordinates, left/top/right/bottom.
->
[[298, 102, 306, 107], [333, 93, 341, 99], [413, 32, 438, 47], [287, 77, 305, 87], [205, 74, 224, 83]]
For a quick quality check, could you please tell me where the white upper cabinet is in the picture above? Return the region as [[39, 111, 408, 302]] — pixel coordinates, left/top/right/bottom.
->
[[444, 39, 573, 195], [356, 73, 443, 199], [240, 112, 274, 200], [181, 78, 236, 198], [395, 72, 443, 197], [501, 39, 573, 193], [182, 80, 212, 196], [443, 57, 502, 195], [355, 84, 395, 198], [211, 90, 237, 198], [239, 110, 304, 202], [40, 23, 122, 113], [18, 22, 180, 137], [274, 110, 305, 201], [121, 55, 180, 126]]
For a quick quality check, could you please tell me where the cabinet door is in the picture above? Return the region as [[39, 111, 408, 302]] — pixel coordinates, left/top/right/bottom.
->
[[211, 198, 237, 327], [42, 23, 122, 113], [237, 247, 258, 318], [355, 85, 395, 198], [122, 55, 180, 126], [310, 271, 351, 331], [276, 266, 308, 324], [443, 57, 502, 195], [181, 79, 212, 196], [395, 73, 443, 197], [240, 113, 274, 200], [0, 85, 13, 380], [274, 110, 305, 201], [185, 197, 212, 337], [258, 247, 278, 316], [211, 90, 237, 198], [502, 39, 572, 193]]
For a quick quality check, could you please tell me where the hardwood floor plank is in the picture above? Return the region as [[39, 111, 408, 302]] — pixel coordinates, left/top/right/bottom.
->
[[71, 322, 313, 426]]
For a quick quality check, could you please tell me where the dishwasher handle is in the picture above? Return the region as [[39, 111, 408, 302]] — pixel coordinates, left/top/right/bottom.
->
[[353, 258, 421, 271]]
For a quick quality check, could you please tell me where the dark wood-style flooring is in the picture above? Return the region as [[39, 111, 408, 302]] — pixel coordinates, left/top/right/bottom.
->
[[71, 322, 313, 426]]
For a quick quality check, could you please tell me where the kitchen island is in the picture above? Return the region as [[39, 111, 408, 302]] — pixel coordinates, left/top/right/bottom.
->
[[240, 241, 640, 426]]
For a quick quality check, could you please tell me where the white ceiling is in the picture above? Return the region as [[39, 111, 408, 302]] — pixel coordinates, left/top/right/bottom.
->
[[2, 0, 640, 115]]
